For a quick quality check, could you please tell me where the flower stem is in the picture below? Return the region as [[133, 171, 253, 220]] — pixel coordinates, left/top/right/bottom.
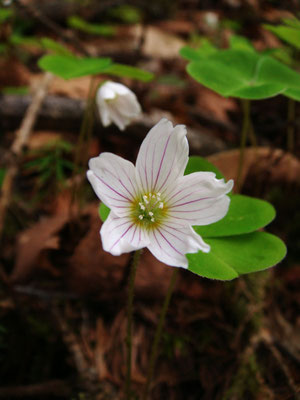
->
[[71, 77, 97, 202], [143, 267, 179, 400], [125, 249, 142, 400], [236, 99, 251, 192], [287, 97, 295, 153]]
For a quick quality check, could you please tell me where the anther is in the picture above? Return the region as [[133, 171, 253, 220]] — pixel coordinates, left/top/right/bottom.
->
[[159, 202, 164, 209], [149, 212, 154, 217], [139, 204, 145, 211], [151, 217, 155, 222], [143, 195, 149, 204], [139, 215, 143, 220]]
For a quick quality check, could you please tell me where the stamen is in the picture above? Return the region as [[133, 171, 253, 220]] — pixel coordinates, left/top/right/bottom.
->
[[139, 215, 143, 220], [139, 203, 145, 211], [159, 202, 164, 209], [151, 217, 155, 222], [143, 195, 149, 204], [149, 212, 154, 217]]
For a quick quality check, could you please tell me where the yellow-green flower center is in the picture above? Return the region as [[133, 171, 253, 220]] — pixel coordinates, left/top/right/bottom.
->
[[131, 192, 167, 229]]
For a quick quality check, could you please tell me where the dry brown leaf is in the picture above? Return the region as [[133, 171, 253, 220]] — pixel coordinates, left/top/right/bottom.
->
[[27, 131, 63, 150], [194, 85, 237, 125], [32, 73, 102, 100], [136, 26, 186, 59], [0, 57, 31, 90], [68, 204, 176, 299], [135, 249, 174, 299], [11, 213, 69, 283], [67, 205, 129, 297], [207, 147, 300, 190]]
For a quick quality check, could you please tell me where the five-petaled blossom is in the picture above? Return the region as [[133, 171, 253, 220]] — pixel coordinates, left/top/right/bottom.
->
[[96, 81, 142, 131], [87, 118, 233, 268]]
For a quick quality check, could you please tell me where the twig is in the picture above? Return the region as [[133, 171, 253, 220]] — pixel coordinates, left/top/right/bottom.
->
[[0, 72, 53, 238], [0, 380, 71, 398], [53, 307, 92, 382]]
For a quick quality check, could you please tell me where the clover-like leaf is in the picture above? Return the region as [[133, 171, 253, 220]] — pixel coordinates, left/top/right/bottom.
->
[[67, 16, 116, 37], [103, 63, 154, 82], [186, 49, 300, 99], [184, 156, 225, 179], [180, 39, 217, 61], [99, 202, 110, 222], [283, 87, 300, 101], [194, 195, 275, 238], [187, 232, 286, 280], [264, 22, 300, 50], [38, 55, 112, 79]]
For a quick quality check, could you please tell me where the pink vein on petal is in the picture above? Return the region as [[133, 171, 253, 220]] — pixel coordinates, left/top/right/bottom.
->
[[103, 167, 135, 200], [153, 134, 172, 191], [170, 197, 212, 208], [170, 205, 212, 214], [110, 224, 134, 251], [157, 139, 178, 193], [160, 226, 186, 245], [157, 228, 184, 256], [93, 173, 131, 202]]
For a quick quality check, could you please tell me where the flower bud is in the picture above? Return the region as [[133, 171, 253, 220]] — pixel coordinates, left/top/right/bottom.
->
[[96, 81, 142, 131]]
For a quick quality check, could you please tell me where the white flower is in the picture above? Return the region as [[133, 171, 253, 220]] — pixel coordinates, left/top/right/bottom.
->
[[96, 81, 142, 131], [87, 118, 233, 268]]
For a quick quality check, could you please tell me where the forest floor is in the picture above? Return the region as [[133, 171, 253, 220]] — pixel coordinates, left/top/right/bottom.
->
[[0, 1, 299, 399]]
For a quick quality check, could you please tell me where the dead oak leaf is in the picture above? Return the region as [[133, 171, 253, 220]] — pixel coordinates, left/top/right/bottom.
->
[[11, 213, 68, 283]]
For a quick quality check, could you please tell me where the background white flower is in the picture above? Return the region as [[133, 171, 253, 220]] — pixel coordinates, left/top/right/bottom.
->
[[87, 118, 233, 268], [96, 81, 142, 131]]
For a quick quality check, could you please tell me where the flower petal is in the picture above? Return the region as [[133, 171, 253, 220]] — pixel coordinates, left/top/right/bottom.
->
[[135, 118, 188, 194], [100, 212, 149, 256], [87, 153, 139, 216], [104, 81, 131, 96], [107, 104, 128, 130], [115, 93, 142, 117], [147, 221, 209, 268], [166, 172, 233, 226], [98, 100, 111, 127]]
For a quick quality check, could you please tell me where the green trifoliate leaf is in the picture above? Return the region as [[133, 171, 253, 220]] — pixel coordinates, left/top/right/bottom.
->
[[67, 16, 116, 37], [103, 63, 154, 82], [108, 5, 142, 24], [180, 39, 217, 61], [38, 54, 112, 79], [186, 49, 300, 99], [263, 22, 300, 50], [195, 195, 275, 238], [184, 156, 225, 179], [283, 87, 300, 101], [187, 232, 286, 280], [99, 203, 110, 222], [229, 35, 255, 51], [40, 37, 73, 56]]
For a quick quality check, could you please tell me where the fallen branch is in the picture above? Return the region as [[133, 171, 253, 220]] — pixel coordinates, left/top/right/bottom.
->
[[0, 380, 71, 398], [0, 72, 53, 238]]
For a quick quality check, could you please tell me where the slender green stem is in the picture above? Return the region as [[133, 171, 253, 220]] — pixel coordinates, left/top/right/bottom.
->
[[248, 119, 257, 148], [74, 76, 97, 174], [236, 99, 251, 192], [287, 97, 295, 153], [71, 76, 97, 211], [125, 249, 142, 400], [143, 267, 179, 400]]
